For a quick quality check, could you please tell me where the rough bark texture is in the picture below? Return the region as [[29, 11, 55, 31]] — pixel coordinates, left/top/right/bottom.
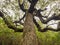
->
[[22, 12, 38, 45]]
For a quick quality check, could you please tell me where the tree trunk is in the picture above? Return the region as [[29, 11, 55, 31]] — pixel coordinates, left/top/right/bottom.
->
[[22, 12, 38, 45]]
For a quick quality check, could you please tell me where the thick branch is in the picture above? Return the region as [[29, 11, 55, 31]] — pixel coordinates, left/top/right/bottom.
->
[[33, 16, 60, 32], [35, 22, 60, 32], [36, 10, 60, 24], [18, 0, 26, 12], [19, 14, 26, 21], [0, 11, 4, 17], [43, 27, 60, 32], [33, 17, 47, 32], [37, 23, 60, 32], [13, 20, 23, 26], [0, 11, 23, 32], [13, 13, 26, 25], [33, 17, 41, 30], [35, 9, 47, 24], [28, 0, 38, 13]]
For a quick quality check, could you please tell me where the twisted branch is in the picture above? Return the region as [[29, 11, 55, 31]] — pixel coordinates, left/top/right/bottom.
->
[[0, 11, 23, 32], [36, 10, 60, 24], [18, 0, 26, 12]]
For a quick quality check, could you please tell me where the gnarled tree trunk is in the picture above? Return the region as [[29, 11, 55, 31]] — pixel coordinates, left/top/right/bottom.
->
[[22, 12, 38, 45]]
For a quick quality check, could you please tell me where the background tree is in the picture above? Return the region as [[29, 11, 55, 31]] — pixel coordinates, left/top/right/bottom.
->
[[0, 0, 60, 45]]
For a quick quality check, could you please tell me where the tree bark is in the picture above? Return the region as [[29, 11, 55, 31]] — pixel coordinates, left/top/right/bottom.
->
[[22, 12, 38, 45]]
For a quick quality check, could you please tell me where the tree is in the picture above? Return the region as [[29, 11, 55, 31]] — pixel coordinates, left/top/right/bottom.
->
[[0, 0, 60, 45]]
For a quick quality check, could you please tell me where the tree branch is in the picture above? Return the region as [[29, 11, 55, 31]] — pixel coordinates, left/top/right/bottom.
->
[[0, 11, 23, 32], [33, 17, 41, 30], [37, 22, 60, 32], [36, 10, 60, 24], [28, 0, 38, 13], [33, 16, 60, 32], [18, 0, 26, 12], [43, 27, 60, 32]]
